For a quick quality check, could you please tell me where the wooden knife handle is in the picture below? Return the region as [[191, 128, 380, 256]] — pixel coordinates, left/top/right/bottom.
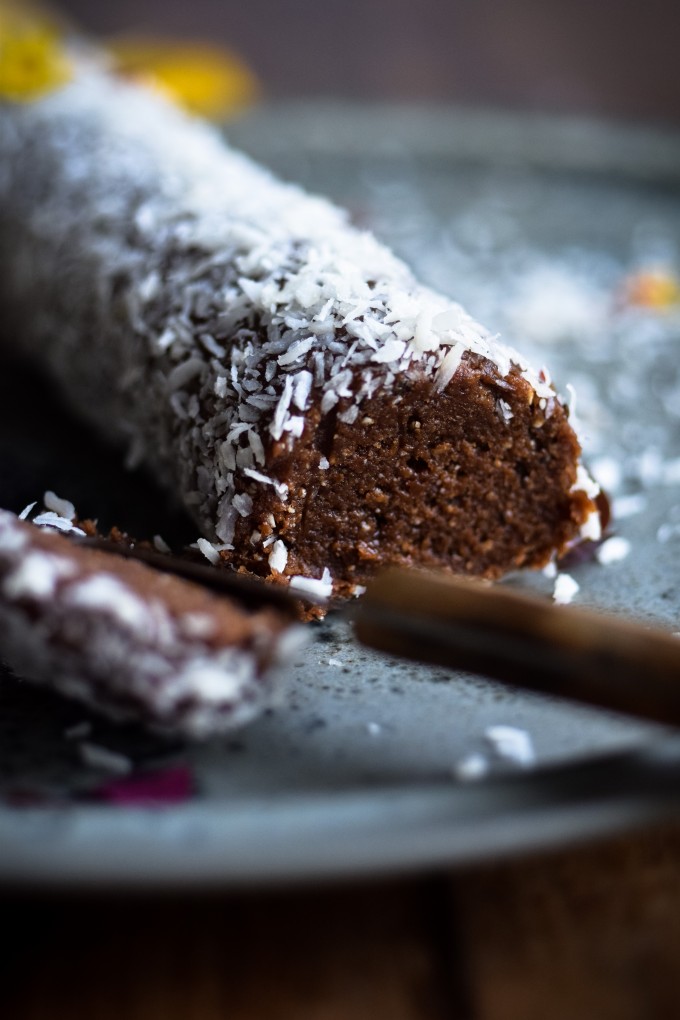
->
[[357, 568, 680, 727]]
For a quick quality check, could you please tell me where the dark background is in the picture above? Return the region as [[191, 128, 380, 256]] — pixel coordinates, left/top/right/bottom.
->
[[58, 0, 680, 125]]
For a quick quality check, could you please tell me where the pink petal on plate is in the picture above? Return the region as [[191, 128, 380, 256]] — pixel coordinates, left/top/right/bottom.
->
[[90, 765, 194, 806]]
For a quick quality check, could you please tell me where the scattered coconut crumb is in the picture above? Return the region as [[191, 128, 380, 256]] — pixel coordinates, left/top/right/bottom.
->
[[572, 463, 601, 500], [180, 612, 215, 639], [612, 493, 647, 519], [43, 490, 76, 521], [289, 568, 333, 600], [327, 657, 343, 667], [484, 725, 536, 767], [63, 721, 92, 741], [596, 535, 631, 565], [507, 264, 608, 346], [590, 456, 623, 494], [553, 572, 580, 605], [79, 742, 133, 775], [662, 458, 680, 486], [453, 752, 490, 781], [153, 534, 171, 553], [268, 539, 288, 573], [657, 522, 680, 544], [196, 537, 220, 565], [18, 502, 36, 520], [32, 511, 85, 536], [542, 559, 558, 579], [629, 449, 680, 490], [580, 510, 603, 543], [497, 398, 513, 423]]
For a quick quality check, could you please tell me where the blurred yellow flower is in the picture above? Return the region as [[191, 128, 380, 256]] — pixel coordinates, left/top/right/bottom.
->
[[0, 2, 72, 101], [621, 268, 680, 311], [109, 37, 260, 120]]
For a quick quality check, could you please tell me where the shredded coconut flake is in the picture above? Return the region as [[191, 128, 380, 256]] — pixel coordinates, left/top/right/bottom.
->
[[180, 612, 215, 639], [590, 456, 623, 494], [268, 539, 288, 573], [434, 343, 464, 392], [453, 752, 490, 781], [232, 493, 253, 517], [166, 357, 205, 392], [484, 725, 536, 767], [197, 537, 220, 565], [32, 511, 85, 536], [79, 742, 133, 775], [278, 336, 315, 367], [63, 721, 92, 740], [553, 573, 580, 605], [65, 575, 148, 632], [572, 464, 601, 500], [43, 491, 76, 521], [596, 535, 632, 565], [3, 551, 76, 599], [497, 399, 514, 423], [612, 493, 647, 519], [580, 509, 602, 543], [289, 568, 333, 600], [657, 522, 680, 544], [371, 338, 406, 364]]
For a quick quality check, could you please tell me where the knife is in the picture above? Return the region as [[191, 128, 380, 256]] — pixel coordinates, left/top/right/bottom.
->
[[73, 536, 680, 729]]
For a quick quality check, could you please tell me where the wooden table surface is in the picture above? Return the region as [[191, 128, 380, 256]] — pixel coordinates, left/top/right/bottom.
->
[[4, 818, 680, 1019]]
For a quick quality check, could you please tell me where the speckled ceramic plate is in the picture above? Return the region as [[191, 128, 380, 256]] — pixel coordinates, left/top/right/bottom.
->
[[1, 104, 680, 887]]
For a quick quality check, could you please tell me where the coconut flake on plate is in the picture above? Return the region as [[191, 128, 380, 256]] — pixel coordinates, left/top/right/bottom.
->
[[453, 752, 491, 781], [79, 742, 133, 775], [553, 572, 580, 605], [484, 725, 536, 767], [32, 512, 86, 536], [596, 536, 632, 565], [43, 490, 76, 521]]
